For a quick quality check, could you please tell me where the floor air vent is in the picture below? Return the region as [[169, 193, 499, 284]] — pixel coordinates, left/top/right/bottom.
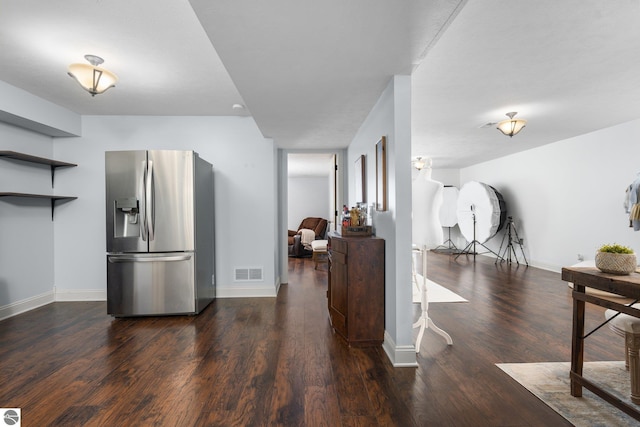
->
[[234, 267, 263, 282]]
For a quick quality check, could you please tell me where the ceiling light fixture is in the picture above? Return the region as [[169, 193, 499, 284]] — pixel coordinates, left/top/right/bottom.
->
[[413, 156, 431, 171], [67, 55, 118, 96], [496, 112, 527, 137]]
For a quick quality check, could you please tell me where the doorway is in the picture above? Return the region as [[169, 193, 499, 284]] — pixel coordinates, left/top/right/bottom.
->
[[279, 151, 344, 286], [287, 152, 338, 233]]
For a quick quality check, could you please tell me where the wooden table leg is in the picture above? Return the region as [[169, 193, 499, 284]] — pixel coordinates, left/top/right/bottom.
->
[[627, 333, 640, 404], [571, 285, 586, 397]]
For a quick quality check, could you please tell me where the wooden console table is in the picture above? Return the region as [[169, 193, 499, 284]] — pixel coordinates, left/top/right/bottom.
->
[[562, 266, 640, 421]]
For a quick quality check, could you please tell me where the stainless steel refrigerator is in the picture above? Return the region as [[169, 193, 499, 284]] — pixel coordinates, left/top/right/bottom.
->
[[105, 150, 215, 316]]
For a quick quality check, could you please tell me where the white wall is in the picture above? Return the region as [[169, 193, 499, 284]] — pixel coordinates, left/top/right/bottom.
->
[[287, 176, 330, 230], [461, 118, 640, 271], [0, 123, 57, 316], [348, 75, 415, 367], [50, 115, 278, 301], [0, 80, 81, 137], [431, 168, 460, 188]]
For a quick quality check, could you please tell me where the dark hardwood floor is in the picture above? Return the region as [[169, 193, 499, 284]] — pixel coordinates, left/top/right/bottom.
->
[[0, 252, 625, 426]]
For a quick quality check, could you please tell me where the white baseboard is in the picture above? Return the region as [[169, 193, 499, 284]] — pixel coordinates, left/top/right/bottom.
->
[[52, 285, 283, 301], [274, 277, 281, 295], [54, 288, 106, 301], [215, 284, 279, 298], [0, 291, 54, 322], [382, 331, 418, 367], [0, 283, 281, 321]]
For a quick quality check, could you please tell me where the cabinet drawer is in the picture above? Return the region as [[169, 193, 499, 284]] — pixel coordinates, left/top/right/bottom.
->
[[330, 250, 346, 265], [330, 237, 348, 254]]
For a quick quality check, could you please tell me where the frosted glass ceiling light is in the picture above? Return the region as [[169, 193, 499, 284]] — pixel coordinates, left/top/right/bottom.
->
[[497, 112, 527, 137], [68, 55, 118, 96], [412, 156, 431, 171]]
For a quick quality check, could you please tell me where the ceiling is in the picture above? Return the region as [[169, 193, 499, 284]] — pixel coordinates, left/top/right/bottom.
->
[[1, 1, 639, 169], [412, 0, 640, 168]]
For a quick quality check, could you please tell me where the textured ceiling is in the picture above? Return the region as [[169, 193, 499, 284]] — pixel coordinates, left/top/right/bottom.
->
[[0, 0, 248, 116], [188, 0, 465, 149], [1, 1, 638, 169], [411, 0, 640, 168]]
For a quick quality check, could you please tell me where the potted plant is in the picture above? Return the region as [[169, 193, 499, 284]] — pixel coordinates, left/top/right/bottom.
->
[[595, 243, 637, 275]]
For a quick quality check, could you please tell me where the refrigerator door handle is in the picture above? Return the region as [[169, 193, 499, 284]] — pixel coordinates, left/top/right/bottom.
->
[[146, 160, 155, 242], [139, 160, 147, 241], [108, 254, 193, 263]]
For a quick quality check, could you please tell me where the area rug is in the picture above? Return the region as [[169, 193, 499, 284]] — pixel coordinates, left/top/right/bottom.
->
[[497, 361, 639, 426], [412, 274, 468, 303]]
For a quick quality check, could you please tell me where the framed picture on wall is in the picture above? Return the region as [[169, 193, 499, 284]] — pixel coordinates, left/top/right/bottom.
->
[[354, 155, 365, 203], [375, 136, 387, 211]]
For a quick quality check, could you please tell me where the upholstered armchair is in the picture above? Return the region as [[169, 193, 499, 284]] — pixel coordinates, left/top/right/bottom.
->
[[288, 217, 328, 257]]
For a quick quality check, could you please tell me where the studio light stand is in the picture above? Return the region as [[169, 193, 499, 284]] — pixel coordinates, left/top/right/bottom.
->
[[455, 205, 500, 262], [496, 216, 528, 265], [433, 226, 459, 254]]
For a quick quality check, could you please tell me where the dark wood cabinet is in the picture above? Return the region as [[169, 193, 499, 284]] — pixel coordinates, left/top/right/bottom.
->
[[327, 232, 384, 346]]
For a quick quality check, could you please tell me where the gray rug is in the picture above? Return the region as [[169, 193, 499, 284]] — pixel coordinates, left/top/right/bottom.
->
[[497, 361, 639, 426]]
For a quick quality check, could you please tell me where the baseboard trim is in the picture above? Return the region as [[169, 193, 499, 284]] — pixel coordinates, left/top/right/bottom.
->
[[382, 331, 418, 367], [0, 283, 281, 320], [0, 291, 54, 322], [215, 285, 278, 298], [54, 288, 106, 302], [274, 277, 281, 295], [52, 286, 281, 300]]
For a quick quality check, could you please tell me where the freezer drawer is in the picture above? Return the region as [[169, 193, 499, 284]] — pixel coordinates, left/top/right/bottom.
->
[[107, 252, 196, 316]]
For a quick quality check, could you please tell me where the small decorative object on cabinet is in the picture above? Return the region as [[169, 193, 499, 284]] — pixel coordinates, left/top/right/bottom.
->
[[327, 231, 384, 346], [0, 151, 77, 220], [595, 243, 637, 275]]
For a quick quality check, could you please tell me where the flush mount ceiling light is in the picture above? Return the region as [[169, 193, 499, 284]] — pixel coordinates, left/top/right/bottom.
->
[[412, 156, 431, 171], [496, 112, 527, 137], [67, 54, 118, 96]]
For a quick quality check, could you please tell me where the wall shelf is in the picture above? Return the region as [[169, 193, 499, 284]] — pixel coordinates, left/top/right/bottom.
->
[[0, 151, 78, 220], [0, 150, 77, 187], [0, 193, 77, 220]]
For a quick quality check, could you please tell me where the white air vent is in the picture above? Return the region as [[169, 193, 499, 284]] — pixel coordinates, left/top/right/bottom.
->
[[234, 267, 263, 282]]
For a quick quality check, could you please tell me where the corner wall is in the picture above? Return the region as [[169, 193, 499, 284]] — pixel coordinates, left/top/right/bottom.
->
[[51, 116, 278, 300], [0, 123, 56, 318], [0, 81, 82, 319], [348, 75, 415, 367], [460, 118, 640, 271]]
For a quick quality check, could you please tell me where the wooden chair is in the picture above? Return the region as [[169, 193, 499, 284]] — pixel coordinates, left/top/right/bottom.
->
[[311, 239, 328, 270], [605, 304, 640, 404]]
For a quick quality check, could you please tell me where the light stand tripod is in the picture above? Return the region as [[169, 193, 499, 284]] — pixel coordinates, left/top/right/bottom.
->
[[455, 205, 500, 262], [496, 216, 528, 265], [434, 226, 459, 254]]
